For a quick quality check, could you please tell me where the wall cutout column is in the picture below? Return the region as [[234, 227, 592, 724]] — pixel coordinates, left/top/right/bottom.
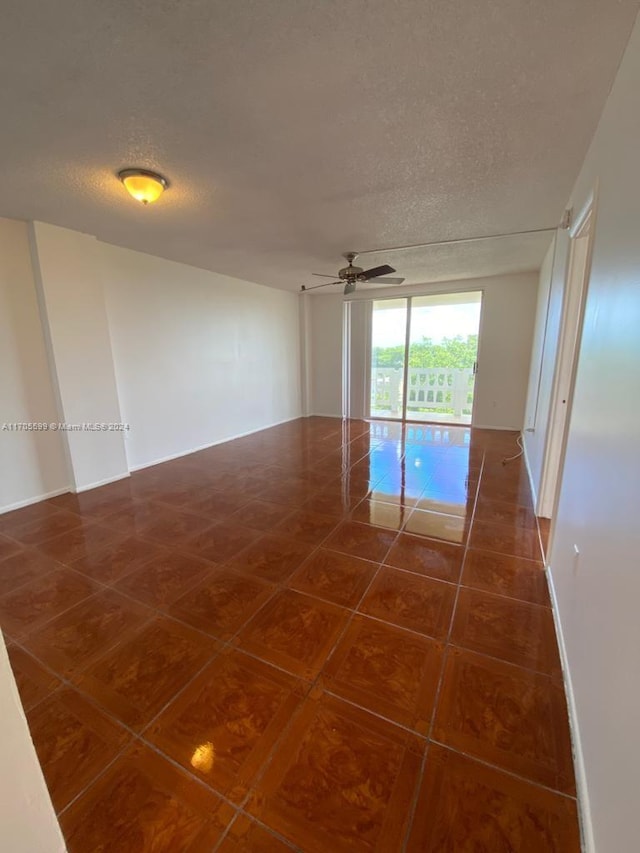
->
[[29, 222, 129, 492]]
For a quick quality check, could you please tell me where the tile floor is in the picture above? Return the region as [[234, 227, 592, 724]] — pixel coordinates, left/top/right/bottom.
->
[[0, 418, 580, 851]]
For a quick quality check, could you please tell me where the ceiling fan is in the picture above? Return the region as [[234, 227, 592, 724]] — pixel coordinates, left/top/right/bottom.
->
[[301, 252, 405, 295]]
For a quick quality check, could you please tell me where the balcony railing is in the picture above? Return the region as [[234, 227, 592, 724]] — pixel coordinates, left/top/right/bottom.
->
[[371, 366, 474, 419]]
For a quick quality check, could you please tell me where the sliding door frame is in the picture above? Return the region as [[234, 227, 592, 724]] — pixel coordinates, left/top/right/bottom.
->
[[365, 288, 483, 426]]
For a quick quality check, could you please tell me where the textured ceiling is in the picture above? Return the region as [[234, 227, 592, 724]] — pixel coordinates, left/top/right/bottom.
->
[[1, 0, 638, 291], [307, 231, 555, 294]]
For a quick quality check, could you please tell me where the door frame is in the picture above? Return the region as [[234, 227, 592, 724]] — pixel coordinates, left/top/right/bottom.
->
[[538, 190, 597, 519], [364, 289, 484, 425]]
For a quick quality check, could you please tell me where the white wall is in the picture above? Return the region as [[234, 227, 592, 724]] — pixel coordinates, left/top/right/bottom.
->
[[0, 218, 68, 510], [540, 14, 640, 852], [1, 219, 302, 508], [523, 233, 570, 506], [307, 293, 344, 417], [0, 637, 66, 851], [102, 243, 301, 469], [309, 272, 540, 428], [30, 222, 129, 491]]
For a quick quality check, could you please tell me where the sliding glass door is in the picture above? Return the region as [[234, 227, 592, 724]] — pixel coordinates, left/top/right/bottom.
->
[[369, 299, 408, 419], [369, 291, 482, 425]]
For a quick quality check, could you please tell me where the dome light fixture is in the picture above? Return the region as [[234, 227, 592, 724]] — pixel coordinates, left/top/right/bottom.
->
[[118, 168, 168, 205]]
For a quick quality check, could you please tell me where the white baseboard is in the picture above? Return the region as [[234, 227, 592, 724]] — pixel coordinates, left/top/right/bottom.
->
[[0, 485, 70, 515], [128, 414, 303, 472], [470, 423, 522, 430], [546, 565, 594, 853], [73, 472, 131, 494], [522, 437, 539, 510], [306, 412, 344, 419]]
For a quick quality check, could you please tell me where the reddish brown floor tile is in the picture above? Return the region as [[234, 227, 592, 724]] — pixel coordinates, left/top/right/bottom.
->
[[0, 533, 23, 560], [186, 489, 250, 517], [324, 520, 396, 563], [0, 567, 98, 639], [100, 500, 165, 536], [359, 566, 456, 639], [433, 648, 575, 794], [385, 533, 463, 582], [258, 480, 317, 507], [59, 742, 232, 852], [68, 535, 166, 584], [183, 522, 263, 563], [145, 482, 209, 509], [273, 509, 338, 545], [469, 520, 542, 560], [139, 507, 214, 547], [349, 499, 406, 530], [248, 692, 422, 853], [236, 590, 348, 680], [147, 649, 303, 801], [35, 523, 129, 566], [451, 587, 560, 675], [478, 478, 534, 507], [218, 815, 295, 852], [407, 745, 580, 852], [229, 534, 313, 584], [24, 588, 152, 677], [48, 482, 137, 519], [404, 509, 469, 543], [26, 687, 131, 812], [5, 509, 85, 546], [6, 645, 62, 710], [299, 487, 361, 518], [0, 548, 63, 596], [228, 500, 294, 531], [461, 549, 549, 605], [114, 549, 215, 608], [475, 497, 538, 530], [75, 616, 219, 729], [0, 501, 66, 535], [169, 567, 275, 640], [322, 615, 444, 733], [288, 549, 377, 608]]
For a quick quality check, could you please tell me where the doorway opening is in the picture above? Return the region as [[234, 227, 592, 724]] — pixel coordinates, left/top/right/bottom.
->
[[538, 199, 595, 521], [369, 291, 482, 425]]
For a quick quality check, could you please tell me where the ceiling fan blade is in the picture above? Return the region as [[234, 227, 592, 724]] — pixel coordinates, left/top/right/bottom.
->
[[372, 276, 405, 284], [343, 281, 356, 295], [360, 264, 396, 280], [300, 281, 342, 292], [312, 273, 340, 278]]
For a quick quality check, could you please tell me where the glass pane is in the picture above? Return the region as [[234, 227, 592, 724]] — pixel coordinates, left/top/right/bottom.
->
[[406, 292, 481, 425], [369, 298, 407, 419]]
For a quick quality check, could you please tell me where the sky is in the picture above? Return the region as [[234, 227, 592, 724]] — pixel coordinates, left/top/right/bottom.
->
[[372, 298, 482, 348]]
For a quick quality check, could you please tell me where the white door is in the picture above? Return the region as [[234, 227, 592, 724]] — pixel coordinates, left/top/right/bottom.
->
[[538, 203, 594, 518]]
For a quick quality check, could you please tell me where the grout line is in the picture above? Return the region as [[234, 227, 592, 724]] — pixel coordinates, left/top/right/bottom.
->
[[443, 634, 563, 680], [402, 742, 429, 852], [55, 739, 134, 819], [427, 739, 578, 801], [425, 451, 484, 744], [320, 685, 429, 740], [213, 810, 302, 852]]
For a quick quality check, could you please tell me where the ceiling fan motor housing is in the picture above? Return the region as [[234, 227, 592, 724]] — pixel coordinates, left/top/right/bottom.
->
[[338, 263, 364, 281]]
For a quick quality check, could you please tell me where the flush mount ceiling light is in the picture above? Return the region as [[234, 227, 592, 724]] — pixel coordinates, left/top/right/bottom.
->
[[118, 168, 168, 205]]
